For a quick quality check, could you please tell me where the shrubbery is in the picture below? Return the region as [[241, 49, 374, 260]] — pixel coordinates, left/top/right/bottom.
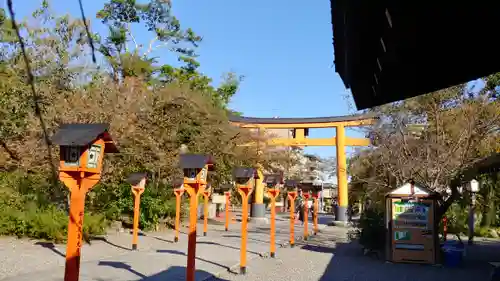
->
[[0, 172, 108, 242], [0, 171, 182, 242], [350, 208, 386, 252]]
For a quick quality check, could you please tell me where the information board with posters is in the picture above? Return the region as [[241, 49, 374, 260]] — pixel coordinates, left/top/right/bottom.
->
[[392, 201, 430, 229], [386, 182, 439, 265]]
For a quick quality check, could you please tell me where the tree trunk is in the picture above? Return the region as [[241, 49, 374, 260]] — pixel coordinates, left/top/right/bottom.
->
[[436, 184, 460, 220]]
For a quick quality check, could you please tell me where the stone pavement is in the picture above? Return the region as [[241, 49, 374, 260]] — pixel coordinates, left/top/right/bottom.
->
[[214, 227, 496, 281], [0, 217, 321, 281]]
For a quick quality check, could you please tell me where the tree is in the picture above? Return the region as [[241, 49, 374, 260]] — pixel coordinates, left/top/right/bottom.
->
[[95, 0, 201, 81], [350, 82, 500, 218], [0, 1, 274, 238]]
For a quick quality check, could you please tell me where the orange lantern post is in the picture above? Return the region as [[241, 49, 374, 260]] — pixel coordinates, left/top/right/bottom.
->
[[173, 179, 185, 243], [224, 191, 231, 231], [303, 192, 311, 240], [51, 123, 118, 281], [287, 191, 298, 248], [126, 172, 147, 250], [234, 167, 259, 275], [312, 191, 319, 235], [267, 188, 280, 258], [264, 173, 283, 258], [180, 154, 214, 281], [202, 188, 211, 236]]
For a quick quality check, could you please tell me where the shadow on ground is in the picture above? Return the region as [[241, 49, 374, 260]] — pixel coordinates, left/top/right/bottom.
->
[[221, 234, 268, 244], [196, 241, 265, 257], [155, 249, 235, 273], [97, 262, 230, 281], [298, 233, 498, 281], [34, 241, 65, 257]]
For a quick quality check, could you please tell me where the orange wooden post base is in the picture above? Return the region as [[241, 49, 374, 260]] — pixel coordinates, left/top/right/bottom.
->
[[238, 186, 252, 275], [287, 191, 297, 248], [202, 190, 210, 236], [185, 183, 204, 281], [60, 174, 100, 281], [267, 188, 280, 258], [224, 192, 231, 231], [131, 188, 145, 250], [174, 188, 185, 243], [303, 193, 310, 240]]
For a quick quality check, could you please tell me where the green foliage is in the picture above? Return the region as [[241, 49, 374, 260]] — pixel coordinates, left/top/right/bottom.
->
[[93, 0, 241, 109], [443, 203, 468, 237], [0, 172, 107, 242], [351, 208, 385, 251], [89, 181, 179, 231]]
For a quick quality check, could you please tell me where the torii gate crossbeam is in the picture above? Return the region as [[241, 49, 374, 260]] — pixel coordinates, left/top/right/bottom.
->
[[229, 114, 376, 223]]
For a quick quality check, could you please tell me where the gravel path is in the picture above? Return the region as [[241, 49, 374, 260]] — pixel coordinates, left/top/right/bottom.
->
[[0, 213, 496, 281], [0, 218, 317, 281], [214, 230, 495, 281]]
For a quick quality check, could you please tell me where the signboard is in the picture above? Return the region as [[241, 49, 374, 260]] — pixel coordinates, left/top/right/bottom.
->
[[200, 167, 207, 182], [394, 231, 411, 241], [393, 201, 429, 229], [86, 145, 101, 169]]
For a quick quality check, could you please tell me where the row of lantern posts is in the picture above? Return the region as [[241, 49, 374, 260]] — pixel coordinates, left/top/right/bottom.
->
[[49, 123, 321, 281]]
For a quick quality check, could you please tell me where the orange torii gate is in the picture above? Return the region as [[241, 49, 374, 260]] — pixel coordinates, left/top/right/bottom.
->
[[229, 114, 375, 223]]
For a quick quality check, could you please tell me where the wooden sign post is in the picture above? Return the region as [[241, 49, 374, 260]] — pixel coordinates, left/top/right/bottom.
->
[[312, 192, 320, 235], [180, 154, 214, 281], [234, 167, 259, 275], [287, 191, 298, 248], [303, 192, 311, 240], [51, 123, 118, 281], [202, 189, 211, 236], [126, 172, 147, 250]]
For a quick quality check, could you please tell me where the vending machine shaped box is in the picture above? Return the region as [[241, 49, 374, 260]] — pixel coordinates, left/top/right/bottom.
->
[[385, 182, 441, 265]]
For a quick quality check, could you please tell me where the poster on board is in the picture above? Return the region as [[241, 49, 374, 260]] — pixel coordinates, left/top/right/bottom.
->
[[393, 201, 430, 229]]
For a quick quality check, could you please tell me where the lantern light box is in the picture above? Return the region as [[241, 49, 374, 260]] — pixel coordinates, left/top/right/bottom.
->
[[52, 123, 118, 174], [127, 172, 148, 190], [179, 154, 215, 185], [233, 167, 259, 186]]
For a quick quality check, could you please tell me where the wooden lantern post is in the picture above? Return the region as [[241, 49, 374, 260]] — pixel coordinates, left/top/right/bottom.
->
[[267, 188, 280, 258], [126, 172, 147, 250], [264, 173, 283, 258], [287, 191, 298, 248], [303, 192, 311, 240], [312, 191, 320, 235], [173, 179, 185, 243], [234, 167, 259, 275], [180, 154, 214, 281], [51, 123, 118, 281], [202, 187, 211, 236]]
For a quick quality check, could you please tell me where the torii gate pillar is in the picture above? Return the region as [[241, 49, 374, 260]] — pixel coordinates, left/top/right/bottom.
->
[[335, 125, 348, 222], [250, 165, 267, 222]]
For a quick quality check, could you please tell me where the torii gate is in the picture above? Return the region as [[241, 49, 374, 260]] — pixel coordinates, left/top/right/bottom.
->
[[229, 114, 375, 222]]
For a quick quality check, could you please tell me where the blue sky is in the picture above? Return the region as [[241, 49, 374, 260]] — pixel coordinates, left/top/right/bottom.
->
[[5, 0, 365, 158]]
